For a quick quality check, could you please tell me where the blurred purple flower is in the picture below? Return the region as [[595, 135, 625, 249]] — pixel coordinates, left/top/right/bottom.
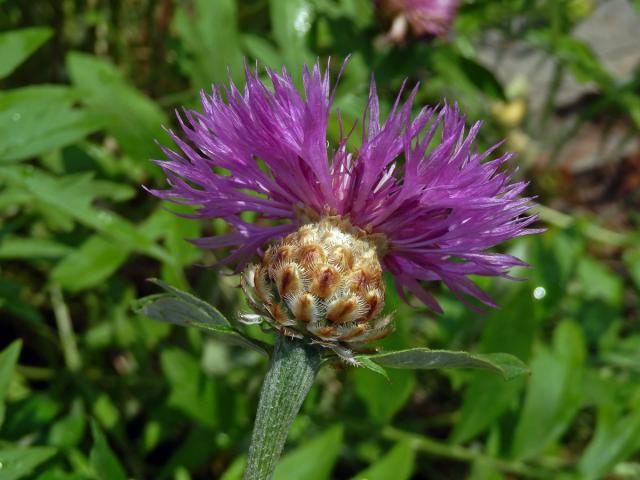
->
[[377, 0, 461, 40], [151, 61, 540, 312]]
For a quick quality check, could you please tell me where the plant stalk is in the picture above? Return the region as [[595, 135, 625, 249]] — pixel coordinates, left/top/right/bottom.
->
[[244, 334, 321, 480]]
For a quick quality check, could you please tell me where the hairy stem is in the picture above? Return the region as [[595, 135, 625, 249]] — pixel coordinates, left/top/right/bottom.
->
[[244, 335, 321, 480]]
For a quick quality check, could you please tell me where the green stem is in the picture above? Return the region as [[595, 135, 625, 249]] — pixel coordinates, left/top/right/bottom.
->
[[244, 335, 321, 480], [50, 284, 81, 372], [382, 426, 557, 478]]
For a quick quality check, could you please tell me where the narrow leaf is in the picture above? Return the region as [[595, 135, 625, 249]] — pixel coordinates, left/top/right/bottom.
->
[[352, 440, 415, 480], [135, 281, 269, 356], [0, 86, 102, 163], [51, 235, 130, 291], [0, 446, 56, 480], [0, 166, 168, 262], [66, 52, 168, 160], [0, 340, 22, 427], [356, 355, 389, 380], [173, 0, 243, 87], [0, 238, 72, 259], [361, 348, 529, 380], [149, 278, 230, 326], [90, 422, 127, 480], [0, 28, 53, 79], [272, 425, 343, 480]]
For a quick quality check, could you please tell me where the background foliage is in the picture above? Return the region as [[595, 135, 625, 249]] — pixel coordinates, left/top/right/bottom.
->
[[1, 0, 640, 478]]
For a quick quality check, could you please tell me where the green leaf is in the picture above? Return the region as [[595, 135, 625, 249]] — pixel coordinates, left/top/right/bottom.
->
[[353, 368, 415, 424], [2, 393, 61, 439], [0, 446, 56, 480], [36, 468, 88, 480], [89, 421, 127, 480], [0, 238, 72, 259], [0, 86, 103, 163], [220, 455, 247, 480], [66, 52, 168, 160], [135, 279, 269, 356], [0, 28, 53, 79], [623, 248, 640, 292], [0, 166, 169, 262], [272, 425, 343, 480], [352, 440, 415, 480], [50, 235, 130, 292], [450, 288, 541, 444], [576, 257, 624, 305], [511, 320, 586, 460], [361, 349, 529, 381], [242, 34, 283, 69], [356, 355, 389, 380], [173, 0, 243, 88], [0, 340, 22, 427], [35, 470, 87, 480], [270, 0, 313, 72], [159, 348, 219, 428], [455, 55, 506, 100], [48, 399, 86, 449], [579, 405, 640, 480], [149, 279, 227, 324]]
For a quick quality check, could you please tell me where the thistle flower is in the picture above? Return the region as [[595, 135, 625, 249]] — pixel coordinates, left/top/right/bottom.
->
[[151, 61, 538, 360], [376, 0, 461, 41]]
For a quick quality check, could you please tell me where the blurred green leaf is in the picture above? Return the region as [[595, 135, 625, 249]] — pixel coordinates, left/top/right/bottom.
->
[[89, 421, 127, 480], [160, 348, 219, 428], [0, 166, 170, 262], [0, 340, 22, 428], [0, 446, 56, 480], [0, 238, 72, 259], [2, 393, 61, 439], [173, 0, 243, 88], [527, 31, 611, 85], [576, 257, 623, 305], [0, 27, 52, 79], [0, 86, 103, 163], [270, 0, 313, 72], [220, 455, 246, 480], [353, 368, 415, 424], [160, 427, 218, 478], [361, 349, 529, 380], [427, 47, 505, 111], [50, 236, 130, 292], [35, 470, 87, 480], [352, 440, 415, 480], [579, 405, 640, 480], [511, 320, 586, 460], [220, 425, 342, 480], [451, 289, 541, 443], [48, 399, 86, 449], [242, 35, 283, 70], [623, 248, 640, 292], [66, 52, 168, 160], [272, 425, 343, 480]]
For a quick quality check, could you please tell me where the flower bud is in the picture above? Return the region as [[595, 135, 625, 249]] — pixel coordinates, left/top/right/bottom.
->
[[241, 217, 393, 362]]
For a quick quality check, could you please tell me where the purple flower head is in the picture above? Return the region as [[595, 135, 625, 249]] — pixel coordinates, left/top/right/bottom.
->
[[151, 61, 540, 313], [377, 0, 461, 40]]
